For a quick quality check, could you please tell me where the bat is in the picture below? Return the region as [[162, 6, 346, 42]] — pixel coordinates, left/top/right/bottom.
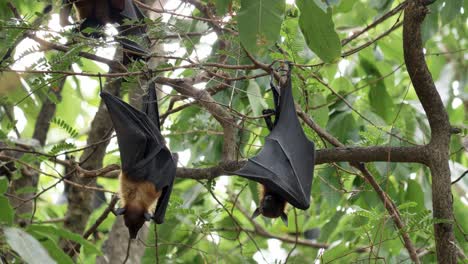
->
[[235, 65, 315, 225], [100, 82, 177, 239], [60, 0, 149, 59]]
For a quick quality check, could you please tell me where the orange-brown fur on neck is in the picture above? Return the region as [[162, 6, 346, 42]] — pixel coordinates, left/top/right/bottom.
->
[[119, 172, 161, 213], [258, 184, 288, 218]]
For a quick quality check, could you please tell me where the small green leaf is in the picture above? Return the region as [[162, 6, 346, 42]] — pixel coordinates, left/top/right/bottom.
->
[[0, 196, 14, 225], [296, 0, 341, 62], [246, 80, 268, 116], [4, 227, 57, 264], [0, 176, 8, 193], [216, 0, 231, 16], [238, 0, 286, 54]]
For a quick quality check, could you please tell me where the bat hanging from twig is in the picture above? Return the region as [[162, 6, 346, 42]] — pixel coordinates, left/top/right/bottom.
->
[[234, 64, 316, 226]]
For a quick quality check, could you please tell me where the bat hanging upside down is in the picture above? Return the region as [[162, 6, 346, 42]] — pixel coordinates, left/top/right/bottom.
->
[[60, 0, 149, 58], [101, 81, 177, 239], [235, 64, 315, 226]]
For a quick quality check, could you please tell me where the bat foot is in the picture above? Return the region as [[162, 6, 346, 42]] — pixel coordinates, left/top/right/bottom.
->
[[112, 207, 126, 216], [262, 109, 276, 131]]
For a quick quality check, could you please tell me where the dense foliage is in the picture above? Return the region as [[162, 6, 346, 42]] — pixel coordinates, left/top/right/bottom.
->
[[0, 0, 466, 263]]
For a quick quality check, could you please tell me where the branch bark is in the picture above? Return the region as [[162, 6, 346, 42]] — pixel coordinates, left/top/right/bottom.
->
[[403, 1, 456, 262]]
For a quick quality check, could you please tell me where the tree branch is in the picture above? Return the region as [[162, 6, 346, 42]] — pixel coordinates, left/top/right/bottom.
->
[[403, 1, 456, 262]]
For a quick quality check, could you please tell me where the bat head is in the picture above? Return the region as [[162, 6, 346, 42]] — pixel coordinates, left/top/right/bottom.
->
[[252, 193, 288, 226], [116, 206, 152, 239]]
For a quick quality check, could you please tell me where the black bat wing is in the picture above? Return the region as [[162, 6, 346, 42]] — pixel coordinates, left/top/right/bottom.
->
[[141, 83, 177, 224], [236, 70, 315, 209], [111, 0, 149, 60], [113, 0, 147, 36], [101, 90, 176, 223]]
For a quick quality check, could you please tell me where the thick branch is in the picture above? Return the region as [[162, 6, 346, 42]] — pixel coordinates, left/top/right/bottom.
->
[[403, 1, 456, 262]]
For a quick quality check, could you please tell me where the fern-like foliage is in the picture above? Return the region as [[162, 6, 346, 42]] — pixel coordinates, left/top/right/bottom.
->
[[48, 142, 76, 156], [50, 117, 79, 138]]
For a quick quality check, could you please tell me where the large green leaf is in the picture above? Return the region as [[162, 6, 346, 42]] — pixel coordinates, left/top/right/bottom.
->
[[440, 0, 463, 25], [310, 93, 329, 127], [361, 58, 394, 123], [237, 0, 285, 54], [246, 80, 268, 116], [4, 227, 57, 264], [296, 0, 341, 62], [26, 225, 101, 255], [326, 112, 358, 143]]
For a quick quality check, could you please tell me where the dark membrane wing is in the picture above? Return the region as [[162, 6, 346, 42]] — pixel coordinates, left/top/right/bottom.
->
[[100, 92, 163, 180], [268, 75, 315, 208], [114, 38, 148, 56], [235, 70, 315, 210], [236, 138, 309, 209], [141, 82, 161, 129], [151, 150, 177, 223], [119, 0, 145, 20], [116, 0, 147, 37]]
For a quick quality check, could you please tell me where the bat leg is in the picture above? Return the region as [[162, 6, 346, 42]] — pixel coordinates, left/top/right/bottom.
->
[[144, 212, 152, 221], [112, 207, 126, 216], [262, 109, 276, 131], [280, 212, 288, 226], [251, 208, 261, 219]]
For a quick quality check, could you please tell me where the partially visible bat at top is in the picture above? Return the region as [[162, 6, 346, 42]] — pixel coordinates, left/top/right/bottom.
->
[[101, 81, 177, 238], [60, 0, 149, 59], [234, 64, 316, 226]]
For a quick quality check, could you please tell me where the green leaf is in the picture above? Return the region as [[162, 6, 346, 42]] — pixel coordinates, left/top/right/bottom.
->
[[0, 176, 8, 193], [33, 238, 74, 264], [440, 0, 463, 25], [310, 93, 329, 127], [361, 58, 394, 123], [27, 225, 101, 255], [0, 196, 14, 225], [296, 0, 341, 62], [249, 180, 260, 205], [238, 0, 286, 54], [215, 0, 231, 16], [327, 112, 358, 143], [246, 80, 268, 116], [4, 227, 57, 264], [421, 4, 440, 43], [404, 180, 425, 212]]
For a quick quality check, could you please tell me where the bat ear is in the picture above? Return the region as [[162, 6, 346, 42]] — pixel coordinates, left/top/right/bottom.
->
[[115, 208, 126, 215], [251, 208, 261, 219], [144, 212, 153, 221], [281, 212, 288, 226]]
